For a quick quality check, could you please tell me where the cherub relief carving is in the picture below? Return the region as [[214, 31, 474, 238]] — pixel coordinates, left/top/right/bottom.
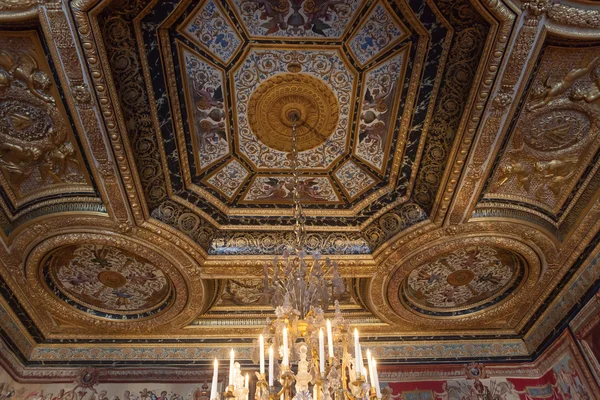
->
[[494, 160, 530, 192], [527, 56, 599, 111], [571, 67, 600, 103], [489, 48, 600, 211], [0, 50, 55, 105], [533, 157, 578, 197]]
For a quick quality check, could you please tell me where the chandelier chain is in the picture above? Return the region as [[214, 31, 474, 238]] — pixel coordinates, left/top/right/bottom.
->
[[291, 114, 305, 251]]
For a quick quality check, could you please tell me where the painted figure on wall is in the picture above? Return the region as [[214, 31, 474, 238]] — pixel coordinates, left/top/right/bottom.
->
[[551, 354, 590, 400]]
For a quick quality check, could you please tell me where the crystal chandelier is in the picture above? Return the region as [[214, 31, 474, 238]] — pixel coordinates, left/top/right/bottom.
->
[[210, 114, 382, 400]]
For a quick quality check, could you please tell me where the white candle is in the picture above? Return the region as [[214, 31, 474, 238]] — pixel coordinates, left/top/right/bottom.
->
[[269, 346, 274, 386], [245, 373, 249, 400], [372, 359, 381, 399], [282, 327, 289, 367], [367, 350, 376, 388], [354, 329, 361, 377], [210, 358, 218, 400], [229, 349, 235, 388], [319, 328, 325, 374], [326, 319, 334, 359], [259, 334, 265, 375], [358, 343, 365, 380]]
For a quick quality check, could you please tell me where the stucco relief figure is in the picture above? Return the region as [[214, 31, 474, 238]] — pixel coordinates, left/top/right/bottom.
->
[[494, 161, 531, 192], [0, 50, 55, 105], [571, 67, 600, 103], [527, 57, 599, 111], [533, 158, 578, 198], [0, 43, 86, 197]]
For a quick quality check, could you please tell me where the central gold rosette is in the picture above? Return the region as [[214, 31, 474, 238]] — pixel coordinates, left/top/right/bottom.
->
[[247, 73, 339, 153]]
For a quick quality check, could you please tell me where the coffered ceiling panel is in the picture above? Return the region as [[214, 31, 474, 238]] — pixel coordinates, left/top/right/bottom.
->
[[0, 29, 101, 237], [1, 0, 600, 367]]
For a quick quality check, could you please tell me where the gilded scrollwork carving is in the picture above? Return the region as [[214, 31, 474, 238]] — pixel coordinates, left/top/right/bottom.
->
[[486, 47, 600, 213], [0, 32, 89, 205], [2, 0, 600, 366]]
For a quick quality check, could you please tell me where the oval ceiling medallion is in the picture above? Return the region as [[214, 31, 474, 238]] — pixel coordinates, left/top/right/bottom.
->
[[400, 246, 526, 317], [43, 244, 172, 319], [247, 73, 339, 153]]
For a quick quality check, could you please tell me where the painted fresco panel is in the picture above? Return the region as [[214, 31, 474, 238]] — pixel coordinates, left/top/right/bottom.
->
[[354, 50, 407, 172], [230, 0, 362, 39], [179, 45, 231, 171], [180, 0, 243, 64], [551, 353, 592, 399], [348, 1, 407, 66]]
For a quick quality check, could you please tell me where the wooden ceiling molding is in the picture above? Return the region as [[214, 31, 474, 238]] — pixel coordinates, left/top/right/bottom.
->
[[1, 0, 600, 367]]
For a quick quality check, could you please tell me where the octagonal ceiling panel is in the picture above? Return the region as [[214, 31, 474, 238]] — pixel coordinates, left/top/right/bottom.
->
[[102, 0, 486, 255], [230, 0, 364, 39]]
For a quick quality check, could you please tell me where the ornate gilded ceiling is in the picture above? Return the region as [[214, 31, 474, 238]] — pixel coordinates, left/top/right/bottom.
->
[[2, 0, 600, 367]]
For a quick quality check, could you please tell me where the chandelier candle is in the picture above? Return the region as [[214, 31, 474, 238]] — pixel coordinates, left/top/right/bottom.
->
[[259, 334, 265, 374], [354, 329, 362, 378], [319, 328, 325, 374], [210, 359, 218, 400], [326, 319, 334, 360], [282, 327, 289, 368], [229, 349, 235, 387], [268, 346, 274, 386], [373, 359, 381, 399], [367, 350, 376, 389]]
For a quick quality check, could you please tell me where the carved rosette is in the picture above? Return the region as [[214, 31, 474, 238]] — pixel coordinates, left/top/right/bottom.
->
[[401, 245, 525, 316], [44, 244, 173, 319], [24, 230, 209, 333], [368, 228, 544, 331], [247, 73, 339, 153]]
